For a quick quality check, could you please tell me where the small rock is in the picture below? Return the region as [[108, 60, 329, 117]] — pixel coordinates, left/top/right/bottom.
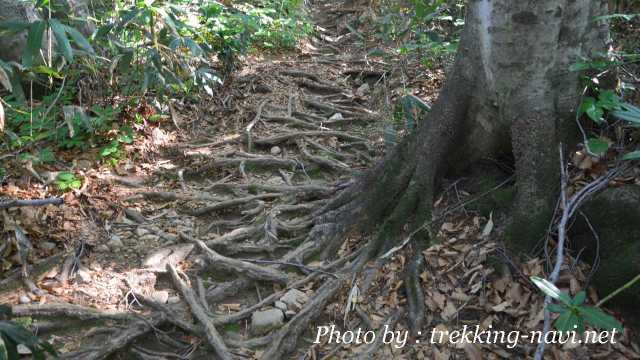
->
[[285, 310, 296, 319], [167, 296, 181, 304], [329, 113, 343, 121], [19, 294, 31, 304], [251, 308, 284, 335], [356, 82, 370, 97], [280, 289, 308, 311], [89, 261, 102, 271], [270, 146, 282, 155], [96, 244, 109, 252], [265, 176, 286, 185], [124, 208, 146, 223], [152, 127, 168, 145], [151, 290, 169, 304], [17, 344, 32, 355], [254, 84, 272, 93], [139, 234, 159, 242], [76, 159, 93, 170], [143, 244, 194, 272], [76, 266, 92, 284], [39, 241, 57, 252], [108, 236, 124, 250], [135, 228, 149, 237], [274, 300, 287, 311]]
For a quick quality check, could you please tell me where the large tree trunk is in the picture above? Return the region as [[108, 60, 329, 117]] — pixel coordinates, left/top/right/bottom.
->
[[313, 0, 609, 256], [304, 0, 609, 336]]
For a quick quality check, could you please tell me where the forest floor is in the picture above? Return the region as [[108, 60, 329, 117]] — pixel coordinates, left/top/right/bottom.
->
[[1, 1, 639, 359]]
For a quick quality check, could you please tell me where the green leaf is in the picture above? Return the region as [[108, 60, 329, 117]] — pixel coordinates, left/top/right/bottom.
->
[[63, 25, 94, 54], [579, 97, 605, 123], [117, 133, 133, 144], [586, 138, 609, 156], [611, 103, 640, 126], [38, 148, 55, 163], [49, 18, 73, 63], [0, 335, 7, 360], [579, 306, 623, 332], [554, 310, 580, 333], [0, 321, 57, 359], [1, 334, 17, 360], [572, 291, 586, 306], [31, 65, 62, 78], [622, 150, 640, 161], [596, 90, 621, 110], [548, 303, 567, 314], [22, 20, 46, 67], [594, 13, 636, 21], [531, 276, 573, 306], [56, 172, 75, 182], [99, 140, 119, 157]]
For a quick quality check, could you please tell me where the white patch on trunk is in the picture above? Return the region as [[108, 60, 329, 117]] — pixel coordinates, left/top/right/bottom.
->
[[477, 0, 494, 88]]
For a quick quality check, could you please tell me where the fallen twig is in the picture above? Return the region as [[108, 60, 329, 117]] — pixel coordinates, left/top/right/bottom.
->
[[534, 145, 618, 360], [0, 197, 63, 209]]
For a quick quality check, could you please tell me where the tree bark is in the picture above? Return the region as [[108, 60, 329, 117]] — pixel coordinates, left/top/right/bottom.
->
[[312, 0, 609, 257]]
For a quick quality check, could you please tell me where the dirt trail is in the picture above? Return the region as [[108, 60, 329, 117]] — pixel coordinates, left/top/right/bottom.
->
[[1, 1, 394, 358]]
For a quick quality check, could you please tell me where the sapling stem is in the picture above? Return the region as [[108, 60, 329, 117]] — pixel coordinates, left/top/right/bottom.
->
[[596, 273, 640, 307]]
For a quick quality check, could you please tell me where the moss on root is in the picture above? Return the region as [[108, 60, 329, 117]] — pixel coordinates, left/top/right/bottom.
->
[[573, 185, 640, 330], [461, 163, 515, 217]]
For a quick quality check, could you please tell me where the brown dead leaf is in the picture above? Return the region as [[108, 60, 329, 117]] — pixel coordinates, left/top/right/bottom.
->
[[507, 283, 523, 304], [441, 222, 456, 232], [491, 301, 510, 313], [432, 324, 449, 344], [463, 343, 483, 360], [442, 301, 457, 320], [526, 308, 545, 329], [431, 290, 446, 310], [433, 347, 450, 360]]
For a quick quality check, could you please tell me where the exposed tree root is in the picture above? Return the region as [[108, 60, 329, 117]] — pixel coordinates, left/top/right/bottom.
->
[[297, 139, 351, 173], [166, 263, 233, 360], [190, 193, 282, 216], [191, 237, 290, 284], [60, 312, 165, 360], [252, 130, 367, 146], [297, 79, 344, 94], [263, 114, 327, 130], [356, 310, 403, 360], [11, 303, 135, 322]]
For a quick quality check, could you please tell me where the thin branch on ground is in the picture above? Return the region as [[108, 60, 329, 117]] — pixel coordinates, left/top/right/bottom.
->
[[534, 145, 619, 360]]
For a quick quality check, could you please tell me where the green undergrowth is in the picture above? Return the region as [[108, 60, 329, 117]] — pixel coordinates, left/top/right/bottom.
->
[[0, 0, 312, 179]]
